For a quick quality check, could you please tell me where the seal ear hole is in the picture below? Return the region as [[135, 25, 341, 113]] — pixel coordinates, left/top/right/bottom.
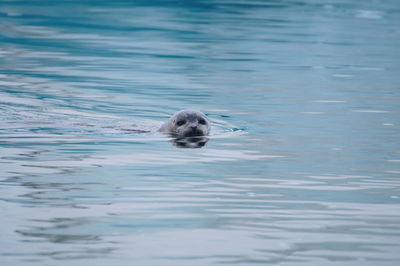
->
[[176, 120, 186, 126], [198, 118, 206, 125]]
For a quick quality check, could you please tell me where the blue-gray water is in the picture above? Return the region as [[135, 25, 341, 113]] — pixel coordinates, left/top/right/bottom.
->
[[1, 0, 400, 265]]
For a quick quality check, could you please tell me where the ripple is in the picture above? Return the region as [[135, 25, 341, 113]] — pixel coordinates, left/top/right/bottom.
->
[[355, 10, 384, 20], [312, 100, 346, 103], [352, 110, 390, 113]]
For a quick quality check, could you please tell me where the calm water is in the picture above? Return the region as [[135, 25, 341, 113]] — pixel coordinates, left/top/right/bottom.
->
[[1, 0, 400, 265]]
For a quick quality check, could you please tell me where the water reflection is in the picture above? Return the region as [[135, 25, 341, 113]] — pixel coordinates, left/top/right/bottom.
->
[[170, 136, 209, 148]]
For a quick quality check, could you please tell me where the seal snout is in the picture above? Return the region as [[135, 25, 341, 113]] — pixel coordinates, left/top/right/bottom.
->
[[190, 124, 198, 132], [184, 125, 202, 137]]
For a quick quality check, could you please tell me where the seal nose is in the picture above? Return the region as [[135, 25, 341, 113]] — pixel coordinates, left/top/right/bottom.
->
[[190, 125, 197, 132]]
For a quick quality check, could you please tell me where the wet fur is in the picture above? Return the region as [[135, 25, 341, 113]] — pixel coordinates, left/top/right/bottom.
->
[[159, 110, 210, 137]]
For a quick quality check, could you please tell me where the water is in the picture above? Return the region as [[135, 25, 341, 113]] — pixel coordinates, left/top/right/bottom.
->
[[1, 0, 400, 265]]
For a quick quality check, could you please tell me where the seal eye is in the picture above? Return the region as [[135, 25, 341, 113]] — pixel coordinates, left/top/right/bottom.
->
[[198, 118, 206, 125], [176, 120, 186, 126]]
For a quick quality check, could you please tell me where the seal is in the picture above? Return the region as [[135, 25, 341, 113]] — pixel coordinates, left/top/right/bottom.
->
[[158, 109, 210, 137]]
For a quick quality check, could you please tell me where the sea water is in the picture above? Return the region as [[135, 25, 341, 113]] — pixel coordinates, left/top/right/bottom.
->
[[1, 0, 400, 265]]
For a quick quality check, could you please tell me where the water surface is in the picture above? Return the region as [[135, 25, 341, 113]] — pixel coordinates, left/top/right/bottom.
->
[[1, 0, 400, 265]]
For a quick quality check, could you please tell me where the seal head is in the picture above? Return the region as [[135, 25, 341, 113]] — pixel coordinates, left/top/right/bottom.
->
[[159, 110, 210, 137]]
